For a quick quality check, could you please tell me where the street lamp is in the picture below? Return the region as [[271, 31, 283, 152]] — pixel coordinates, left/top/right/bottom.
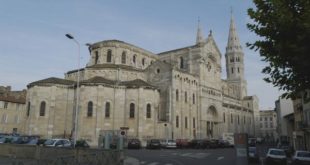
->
[[65, 33, 80, 148]]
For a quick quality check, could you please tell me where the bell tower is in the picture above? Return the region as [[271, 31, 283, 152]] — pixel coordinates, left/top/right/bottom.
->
[[225, 12, 247, 98]]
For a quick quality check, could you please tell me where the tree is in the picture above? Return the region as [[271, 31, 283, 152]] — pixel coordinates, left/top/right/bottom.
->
[[247, 0, 310, 98]]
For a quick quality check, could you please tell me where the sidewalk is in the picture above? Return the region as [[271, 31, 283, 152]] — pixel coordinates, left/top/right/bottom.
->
[[124, 156, 140, 165]]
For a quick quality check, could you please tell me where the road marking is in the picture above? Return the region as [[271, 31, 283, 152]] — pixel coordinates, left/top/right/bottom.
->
[[180, 153, 192, 157], [148, 162, 159, 165], [217, 156, 224, 160], [140, 161, 146, 164]]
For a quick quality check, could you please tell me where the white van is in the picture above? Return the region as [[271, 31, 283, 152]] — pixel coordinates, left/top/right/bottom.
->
[[222, 133, 234, 146]]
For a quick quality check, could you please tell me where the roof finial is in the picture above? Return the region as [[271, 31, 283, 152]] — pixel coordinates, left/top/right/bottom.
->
[[230, 6, 233, 16], [209, 30, 212, 36]]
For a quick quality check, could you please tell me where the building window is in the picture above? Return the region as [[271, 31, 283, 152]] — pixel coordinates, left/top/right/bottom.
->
[[231, 68, 234, 74], [14, 115, 19, 124], [142, 58, 145, 66], [260, 123, 262, 128], [107, 50, 112, 62], [270, 122, 273, 128], [121, 51, 126, 64], [1, 114, 7, 123], [105, 102, 110, 118], [192, 93, 195, 104], [223, 113, 225, 123], [270, 117, 273, 121], [40, 101, 46, 116], [180, 57, 184, 69], [185, 92, 187, 103], [231, 114, 233, 123], [176, 116, 179, 128], [87, 101, 93, 117], [95, 51, 99, 64], [146, 104, 151, 118], [130, 103, 135, 118], [193, 118, 195, 128], [265, 117, 267, 121], [4, 102, 8, 109], [185, 117, 188, 129], [176, 90, 179, 101], [238, 67, 240, 73], [244, 116, 246, 124], [265, 122, 268, 128], [238, 115, 240, 125], [133, 55, 136, 64], [27, 102, 31, 117]]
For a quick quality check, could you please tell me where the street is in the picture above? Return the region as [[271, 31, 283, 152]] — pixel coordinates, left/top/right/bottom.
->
[[124, 148, 256, 165]]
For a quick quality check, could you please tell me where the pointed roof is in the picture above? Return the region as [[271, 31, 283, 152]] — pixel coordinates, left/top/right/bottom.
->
[[226, 13, 243, 54], [206, 30, 222, 57], [196, 18, 205, 45]]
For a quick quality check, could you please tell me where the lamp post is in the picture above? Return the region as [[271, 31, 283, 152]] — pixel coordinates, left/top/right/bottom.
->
[[65, 33, 80, 148]]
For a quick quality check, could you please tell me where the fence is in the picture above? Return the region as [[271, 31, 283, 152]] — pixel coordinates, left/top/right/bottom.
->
[[0, 144, 123, 165]]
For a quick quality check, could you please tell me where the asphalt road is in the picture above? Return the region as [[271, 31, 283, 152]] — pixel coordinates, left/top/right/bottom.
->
[[125, 148, 259, 165]]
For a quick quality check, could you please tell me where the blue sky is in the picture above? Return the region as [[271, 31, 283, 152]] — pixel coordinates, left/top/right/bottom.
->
[[0, 0, 281, 109]]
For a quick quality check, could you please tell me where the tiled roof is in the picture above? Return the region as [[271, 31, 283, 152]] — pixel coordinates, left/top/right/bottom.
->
[[0, 95, 25, 104], [27, 77, 75, 88], [81, 76, 156, 89], [87, 64, 143, 71]]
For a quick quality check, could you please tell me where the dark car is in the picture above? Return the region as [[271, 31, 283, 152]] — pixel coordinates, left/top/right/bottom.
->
[[248, 147, 259, 162], [218, 139, 230, 148], [146, 139, 161, 149], [127, 139, 141, 149], [176, 139, 190, 149], [74, 139, 90, 148]]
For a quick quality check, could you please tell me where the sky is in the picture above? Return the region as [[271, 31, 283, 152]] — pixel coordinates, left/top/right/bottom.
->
[[0, 0, 281, 109]]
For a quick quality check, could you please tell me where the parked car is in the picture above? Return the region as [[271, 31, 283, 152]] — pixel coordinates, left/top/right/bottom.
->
[[0, 136, 13, 144], [248, 147, 259, 162], [292, 150, 310, 165], [218, 139, 230, 148], [74, 139, 90, 148], [146, 139, 161, 149], [161, 139, 177, 149], [127, 139, 141, 149], [265, 148, 287, 165], [248, 138, 256, 146], [176, 139, 190, 149], [44, 139, 72, 147]]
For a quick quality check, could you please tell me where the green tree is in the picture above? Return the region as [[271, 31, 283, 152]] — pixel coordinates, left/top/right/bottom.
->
[[247, 0, 310, 98]]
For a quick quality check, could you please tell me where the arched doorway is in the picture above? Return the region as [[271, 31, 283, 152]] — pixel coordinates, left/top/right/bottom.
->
[[206, 105, 218, 138]]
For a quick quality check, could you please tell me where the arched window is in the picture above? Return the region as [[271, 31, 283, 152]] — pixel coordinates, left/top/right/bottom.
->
[[130, 103, 135, 118], [95, 51, 99, 64], [176, 90, 179, 101], [121, 51, 126, 64], [185, 117, 188, 129], [142, 58, 145, 66], [176, 116, 179, 128], [193, 118, 195, 128], [231, 114, 233, 123], [192, 93, 195, 104], [105, 102, 110, 118], [231, 67, 234, 74], [180, 57, 184, 69], [185, 92, 187, 103], [27, 102, 31, 117], [133, 55, 136, 64], [87, 101, 93, 117], [238, 67, 240, 73], [40, 101, 46, 116], [107, 50, 112, 62], [223, 113, 225, 123], [146, 104, 151, 118]]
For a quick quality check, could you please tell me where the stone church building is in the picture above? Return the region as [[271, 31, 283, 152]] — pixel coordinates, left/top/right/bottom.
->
[[24, 15, 259, 145]]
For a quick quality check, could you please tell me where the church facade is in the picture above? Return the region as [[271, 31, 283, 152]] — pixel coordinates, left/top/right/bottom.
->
[[24, 16, 259, 146]]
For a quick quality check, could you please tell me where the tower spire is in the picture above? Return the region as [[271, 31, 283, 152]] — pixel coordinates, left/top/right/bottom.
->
[[225, 9, 247, 98], [196, 17, 205, 45]]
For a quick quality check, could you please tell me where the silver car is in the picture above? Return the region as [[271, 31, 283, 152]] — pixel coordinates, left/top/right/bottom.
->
[[44, 139, 71, 147], [292, 150, 310, 165]]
